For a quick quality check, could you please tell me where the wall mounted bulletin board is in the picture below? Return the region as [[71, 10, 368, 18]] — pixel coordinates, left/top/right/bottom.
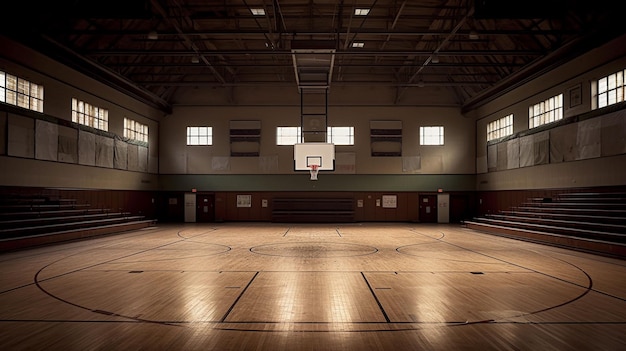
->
[[237, 194, 252, 207], [382, 195, 397, 208]]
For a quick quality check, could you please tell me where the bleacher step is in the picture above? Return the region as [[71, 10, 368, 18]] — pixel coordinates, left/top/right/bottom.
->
[[0, 216, 147, 237], [0, 219, 157, 252], [467, 191, 626, 258]]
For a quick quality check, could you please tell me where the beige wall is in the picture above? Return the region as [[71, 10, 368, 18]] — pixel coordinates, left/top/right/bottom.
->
[[0, 37, 164, 125], [473, 34, 626, 190], [475, 36, 626, 158], [0, 156, 159, 190], [159, 105, 474, 175], [0, 36, 162, 190], [476, 154, 626, 191], [1, 33, 625, 193]]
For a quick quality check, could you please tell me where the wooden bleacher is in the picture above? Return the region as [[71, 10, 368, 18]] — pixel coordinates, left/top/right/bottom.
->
[[0, 194, 156, 252], [463, 192, 626, 258], [272, 198, 355, 222]]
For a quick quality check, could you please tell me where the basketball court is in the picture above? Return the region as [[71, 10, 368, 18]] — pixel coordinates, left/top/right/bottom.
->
[[1, 222, 625, 350]]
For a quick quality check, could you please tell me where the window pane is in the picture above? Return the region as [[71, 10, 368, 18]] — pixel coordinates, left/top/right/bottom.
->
[[17, 79, 29, 94], [5, 90, 16, 105], [124, 118, 148, 142], [487, 114, 514, 141], [6, 74, 16, 90], [17, 93, 28, 108], [72, 98, 108, 131], [187, 126, 212, 145], [0, 71, 44, 112], [328, 126, 354, 145], [277, 127, 301, 145], [528, 94, 562, 129], [420, 126, 444, 145], [597, 69, 626, 109]]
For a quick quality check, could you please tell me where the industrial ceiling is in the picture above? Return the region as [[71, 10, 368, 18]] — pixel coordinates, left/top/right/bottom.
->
[[2, 0, 622, 112]]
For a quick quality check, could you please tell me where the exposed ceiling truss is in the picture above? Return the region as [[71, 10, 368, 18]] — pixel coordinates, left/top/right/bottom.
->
[[2, 0, 622, 112]]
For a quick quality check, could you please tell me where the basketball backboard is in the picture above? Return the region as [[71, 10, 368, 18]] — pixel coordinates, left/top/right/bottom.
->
[[294, 143, 335, 171]]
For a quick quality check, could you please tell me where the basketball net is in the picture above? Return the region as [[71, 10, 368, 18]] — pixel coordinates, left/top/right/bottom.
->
[[309, 164, 319, 181]]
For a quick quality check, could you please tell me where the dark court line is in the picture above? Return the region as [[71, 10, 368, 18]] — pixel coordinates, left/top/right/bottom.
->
[[361, 272, 391, 323], [220, 271, 259, 323]]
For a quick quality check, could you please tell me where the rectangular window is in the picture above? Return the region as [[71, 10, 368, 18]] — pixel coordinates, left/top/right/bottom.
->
[[529, 94, 563, 128], [124, 118, 148, 143], [0, 70, 44, 112], [327, 126, 354, 145], [187, 126, 213, 145], [420, 126, 444, 145], [597, 69, 625, 108], [276, 126, 301, 145], [487, 114, 514, 141], [72, 98, 109, 131]]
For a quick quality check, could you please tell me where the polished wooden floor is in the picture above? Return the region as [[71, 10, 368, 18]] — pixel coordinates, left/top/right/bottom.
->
[[1, 222, 625, 350]]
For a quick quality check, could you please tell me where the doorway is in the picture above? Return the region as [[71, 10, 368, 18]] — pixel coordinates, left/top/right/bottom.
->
[[196, 193, 215, 222], [418, 194, 437, 223]]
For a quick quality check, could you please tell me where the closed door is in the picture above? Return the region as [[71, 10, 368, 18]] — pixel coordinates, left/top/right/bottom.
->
[[437, 193, 450, 223], [184, 193, 196, 223], [196, 194, 215, 222], [419, 195, 437, 223]]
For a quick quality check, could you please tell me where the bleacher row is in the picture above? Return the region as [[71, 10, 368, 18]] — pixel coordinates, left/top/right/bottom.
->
[[272, 198, 355, 222], [463, 192, 626, 258], [0, 194, 156, 252]]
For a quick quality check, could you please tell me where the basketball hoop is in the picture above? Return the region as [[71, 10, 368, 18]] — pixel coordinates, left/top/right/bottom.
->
[[309, 164, 319, 180]]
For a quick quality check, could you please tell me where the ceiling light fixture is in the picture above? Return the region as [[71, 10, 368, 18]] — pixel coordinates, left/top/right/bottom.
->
[[147, 31, 158, 40], [469, 31, 479, 40], [354, 8, 370, 16], [352, 42, 364, 48], [431, 54, 439, 64], [191, 56, 200, 64], [251, 8, 265, 16]]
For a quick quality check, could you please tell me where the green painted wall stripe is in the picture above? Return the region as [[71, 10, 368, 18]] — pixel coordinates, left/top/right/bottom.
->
[[159, 174, 476, 192]]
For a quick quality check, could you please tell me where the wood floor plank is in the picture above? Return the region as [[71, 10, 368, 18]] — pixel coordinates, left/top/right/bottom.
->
[[224, 272, 387, 323], [1, 222, 625, 350]]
